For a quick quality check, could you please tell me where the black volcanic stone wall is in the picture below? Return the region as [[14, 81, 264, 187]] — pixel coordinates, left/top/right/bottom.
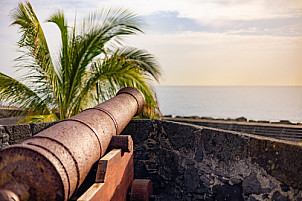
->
[[0, 126, 9, 149], [122, 120, 302, 201], [166, 118, 302, 142], [1, 120, 302, 200], [0, 121, 57, 145]]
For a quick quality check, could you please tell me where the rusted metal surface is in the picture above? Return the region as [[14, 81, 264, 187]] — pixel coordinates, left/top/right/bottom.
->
[[95, 159, 108, 183], [108, 135, 133, 153], [130, 179, 153, 201], [0, 87, 145, 201], [0, 189, 20, 201]]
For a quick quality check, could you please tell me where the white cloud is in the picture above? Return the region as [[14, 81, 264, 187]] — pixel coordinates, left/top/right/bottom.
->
[[89, 0, 302, 25], [2, 0, 302, 31]]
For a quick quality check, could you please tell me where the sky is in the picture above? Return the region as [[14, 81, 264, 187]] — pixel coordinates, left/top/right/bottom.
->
[[0, 0, 302, 86]]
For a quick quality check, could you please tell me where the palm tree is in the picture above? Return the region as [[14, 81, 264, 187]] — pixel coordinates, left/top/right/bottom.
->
[[0, 2, 161, 122]]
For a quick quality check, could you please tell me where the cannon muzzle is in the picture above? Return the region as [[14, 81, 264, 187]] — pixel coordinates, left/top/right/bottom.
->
[[0, 87, 145, 201]]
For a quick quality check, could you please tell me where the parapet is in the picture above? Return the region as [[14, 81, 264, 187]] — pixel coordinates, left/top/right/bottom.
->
[[1, 119, 302, 200]]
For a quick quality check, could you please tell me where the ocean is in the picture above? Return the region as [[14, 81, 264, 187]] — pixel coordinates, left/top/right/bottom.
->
[[155, 86, 302, 123]]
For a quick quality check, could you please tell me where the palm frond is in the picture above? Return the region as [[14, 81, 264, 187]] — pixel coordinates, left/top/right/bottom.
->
[[116, 47, 161, 82], [71, 49, 161, 118], [10, 2, 60, 117], [11, 2, 56, 81], [50, 8, 145, 118], [0, 72, 52, 116], [18, 114, 59, 123], [47, 11, 70, 81], [77, 8, 143, 69]]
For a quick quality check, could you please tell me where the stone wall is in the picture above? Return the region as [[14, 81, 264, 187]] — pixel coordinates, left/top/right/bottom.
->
[[165, 117, 302, 142], [1, 120, 302, 200], [0, 121, 57, 149], [122, 120, 302, 201]]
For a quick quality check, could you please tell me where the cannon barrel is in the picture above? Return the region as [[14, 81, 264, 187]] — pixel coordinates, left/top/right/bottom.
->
[[0, 87, 145, 201]]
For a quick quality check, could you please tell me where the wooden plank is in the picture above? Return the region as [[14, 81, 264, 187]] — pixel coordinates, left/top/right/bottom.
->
[[77, 137, 134, 201]]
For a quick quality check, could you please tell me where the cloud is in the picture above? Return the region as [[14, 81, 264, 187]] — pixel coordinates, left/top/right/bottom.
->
[[1, 0, 302, 85], [127, 31, 302, 85], [2, 0, 302, 35], [143, 11, 209, 33], [174, 0, 302, 22], [91, 0, 302, 24], [32, 0, 299, 24], [142, 10, 302, 37], [225, 16, 302, 36]]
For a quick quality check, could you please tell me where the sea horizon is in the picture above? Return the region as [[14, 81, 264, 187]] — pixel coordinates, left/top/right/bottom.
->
[[1, 86, 301, 123], [154, 86, 302, 123]]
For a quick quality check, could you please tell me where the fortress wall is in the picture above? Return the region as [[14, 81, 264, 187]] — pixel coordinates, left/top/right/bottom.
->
[[165, 117, 302, 142], [1, 120, 302, 200]]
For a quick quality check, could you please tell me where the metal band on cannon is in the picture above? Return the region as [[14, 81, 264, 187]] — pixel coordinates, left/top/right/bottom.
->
[[0, 87, 145, 201]]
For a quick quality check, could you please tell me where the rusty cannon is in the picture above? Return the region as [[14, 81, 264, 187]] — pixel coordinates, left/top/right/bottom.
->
[[0, 87, 154, 201]]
